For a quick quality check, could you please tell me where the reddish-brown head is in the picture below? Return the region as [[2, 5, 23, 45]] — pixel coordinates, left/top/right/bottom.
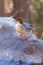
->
[[16, 18, 23, 24]]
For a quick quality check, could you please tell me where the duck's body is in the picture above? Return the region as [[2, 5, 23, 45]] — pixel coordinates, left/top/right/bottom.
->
[[15, 22, 28, 35]]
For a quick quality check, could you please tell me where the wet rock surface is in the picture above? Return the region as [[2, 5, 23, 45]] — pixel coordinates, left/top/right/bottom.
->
[[0, 17, 43, 65]]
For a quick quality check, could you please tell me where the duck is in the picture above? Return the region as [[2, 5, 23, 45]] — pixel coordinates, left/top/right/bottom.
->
[[15, 18, 28, 40]]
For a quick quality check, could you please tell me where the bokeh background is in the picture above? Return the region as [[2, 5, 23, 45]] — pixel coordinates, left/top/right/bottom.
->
[[0, 0, 43, 39]]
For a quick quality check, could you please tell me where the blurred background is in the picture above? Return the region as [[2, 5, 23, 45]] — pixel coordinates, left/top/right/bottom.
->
[[0, 0, 43, 39]]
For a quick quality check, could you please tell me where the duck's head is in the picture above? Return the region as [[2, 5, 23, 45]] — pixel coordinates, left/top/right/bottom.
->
[[16, 18, 23, 24]]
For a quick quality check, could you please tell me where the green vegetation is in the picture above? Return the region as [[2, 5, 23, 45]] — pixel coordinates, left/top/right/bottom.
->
[[31, 0, 43, 39]]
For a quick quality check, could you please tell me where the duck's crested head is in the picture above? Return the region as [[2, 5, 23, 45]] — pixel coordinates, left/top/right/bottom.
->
[[16, 18, 23, 24]]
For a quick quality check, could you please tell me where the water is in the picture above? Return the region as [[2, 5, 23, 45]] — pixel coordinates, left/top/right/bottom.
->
[[0, 17, 43, 65]]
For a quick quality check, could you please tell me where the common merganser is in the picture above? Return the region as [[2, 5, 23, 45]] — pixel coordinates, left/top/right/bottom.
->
[[15, 19, 28, 40]]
